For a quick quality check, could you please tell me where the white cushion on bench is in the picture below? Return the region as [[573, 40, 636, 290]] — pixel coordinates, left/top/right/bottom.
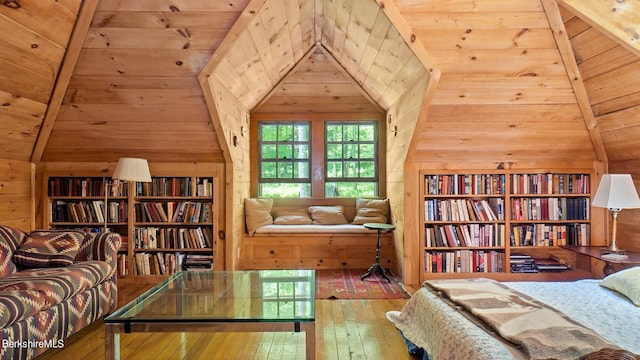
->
[[254, 224, 375, 234]]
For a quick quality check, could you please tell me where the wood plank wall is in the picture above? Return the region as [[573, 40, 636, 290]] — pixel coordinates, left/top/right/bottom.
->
[[387, 77, 430, 284], [203, 76, 251, 270], [0, 160, 34, 230]]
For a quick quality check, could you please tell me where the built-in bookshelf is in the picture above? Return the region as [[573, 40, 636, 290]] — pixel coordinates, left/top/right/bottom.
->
[[132, 177, 214, 276], [46, 174, 218, 283], [420, 170, 593, 281]]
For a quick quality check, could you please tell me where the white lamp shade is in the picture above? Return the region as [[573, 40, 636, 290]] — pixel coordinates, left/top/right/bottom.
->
[[592, 174, 640, 210], [112, 157, 152, 182]]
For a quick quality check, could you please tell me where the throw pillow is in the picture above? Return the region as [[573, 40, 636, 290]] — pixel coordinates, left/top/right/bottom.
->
[[352, 198, 390, 225], [273, 208, 313, 225], [599, 266, 640, 306], [12, 230, 85, 268], [245, 198, 274, 235], [308, 205, 348, 225]]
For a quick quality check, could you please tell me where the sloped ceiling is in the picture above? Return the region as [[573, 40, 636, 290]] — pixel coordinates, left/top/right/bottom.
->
[[0, 0, 638, 165], [256, 46, 383, 114], [203, 0, 428, 113], [0, 0, 82, 161], [557, 1, 640, 164]]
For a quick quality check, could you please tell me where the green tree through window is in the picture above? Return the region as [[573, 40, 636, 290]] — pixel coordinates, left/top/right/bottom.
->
[[325, 122, 377, 197], [258, 122, 311, 197], [257, 120, 379, 197]]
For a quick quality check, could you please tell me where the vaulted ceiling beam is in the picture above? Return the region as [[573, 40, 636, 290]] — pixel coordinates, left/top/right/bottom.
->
[[30, 0, 99, 163], [542, 0, 607, 162]]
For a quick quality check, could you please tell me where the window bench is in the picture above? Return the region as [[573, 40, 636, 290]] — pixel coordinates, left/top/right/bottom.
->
[[239, 198, 396, 270]]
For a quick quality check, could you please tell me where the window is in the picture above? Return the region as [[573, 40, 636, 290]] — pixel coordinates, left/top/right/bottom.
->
[[258, 122, 311, 197], [325, 122, 378, 197], [255, 116, 382, 197]]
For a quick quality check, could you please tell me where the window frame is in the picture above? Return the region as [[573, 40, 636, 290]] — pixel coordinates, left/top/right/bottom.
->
[[257, 121, 311, 196], [324, 121, 379, 196], [251, 113, 386, 198]]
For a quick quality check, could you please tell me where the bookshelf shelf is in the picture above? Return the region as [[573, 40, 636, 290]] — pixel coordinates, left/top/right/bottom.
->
[[420, 170, 593, 282], [46, 173, 219, 284]]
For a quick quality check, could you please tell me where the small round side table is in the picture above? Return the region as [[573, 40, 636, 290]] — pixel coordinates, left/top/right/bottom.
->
[[361, 223, 396, 282]]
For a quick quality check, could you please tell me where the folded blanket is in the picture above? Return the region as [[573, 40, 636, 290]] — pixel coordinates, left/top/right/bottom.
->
[[426, 278, 626, 360]]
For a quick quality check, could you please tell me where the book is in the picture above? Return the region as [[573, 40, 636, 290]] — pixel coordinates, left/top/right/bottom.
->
[[601, 253, 628, 261], [535, 258, 569, 272]]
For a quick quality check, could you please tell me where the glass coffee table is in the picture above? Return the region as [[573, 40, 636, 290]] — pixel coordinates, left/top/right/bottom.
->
[[104, 270, 315, 359]]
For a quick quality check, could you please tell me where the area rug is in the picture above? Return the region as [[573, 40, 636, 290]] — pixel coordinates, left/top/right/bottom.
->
[[315, 269, 411, 299]]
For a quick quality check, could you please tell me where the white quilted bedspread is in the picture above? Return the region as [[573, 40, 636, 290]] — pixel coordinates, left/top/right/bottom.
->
[[386, 279, 640, 359]]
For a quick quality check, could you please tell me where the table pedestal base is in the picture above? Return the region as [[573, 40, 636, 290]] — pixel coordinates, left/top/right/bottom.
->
[[361, 262, 391, 282]]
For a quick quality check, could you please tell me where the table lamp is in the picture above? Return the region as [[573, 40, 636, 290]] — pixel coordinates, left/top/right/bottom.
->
[[592, 174, 640, 254], [104, 157, 152, 231]]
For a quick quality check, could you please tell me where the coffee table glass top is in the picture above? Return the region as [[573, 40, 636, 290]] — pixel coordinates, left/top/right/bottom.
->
[[106, 270, 315, 323]]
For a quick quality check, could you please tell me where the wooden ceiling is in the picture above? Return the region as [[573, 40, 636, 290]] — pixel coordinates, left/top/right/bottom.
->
[[204, 0, 427, 114], [0, 0, 638, 166], [558, 2, 640, 163], [0, 0, 81, 162]]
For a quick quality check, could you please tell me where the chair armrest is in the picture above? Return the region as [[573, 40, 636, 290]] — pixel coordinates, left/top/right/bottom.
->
[[76, 232, 122, 267]]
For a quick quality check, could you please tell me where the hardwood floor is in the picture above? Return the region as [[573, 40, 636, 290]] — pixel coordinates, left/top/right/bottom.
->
[[34, 283, 417, 360]]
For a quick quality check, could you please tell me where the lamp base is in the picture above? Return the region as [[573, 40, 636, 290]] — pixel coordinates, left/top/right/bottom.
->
[[601, 247, 627, 255]]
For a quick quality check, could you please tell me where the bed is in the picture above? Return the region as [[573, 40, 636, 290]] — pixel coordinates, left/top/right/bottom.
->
[[386, 267, 640, 360]]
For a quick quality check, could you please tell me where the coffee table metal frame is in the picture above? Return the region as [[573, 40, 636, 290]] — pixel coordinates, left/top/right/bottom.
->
[[104, 270, 315, 359]]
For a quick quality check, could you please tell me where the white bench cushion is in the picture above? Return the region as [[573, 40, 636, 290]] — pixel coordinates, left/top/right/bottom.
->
[[254, 224, 375, 234]]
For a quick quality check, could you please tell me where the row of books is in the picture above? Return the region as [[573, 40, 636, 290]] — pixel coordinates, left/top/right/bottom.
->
[[134, 201, 211, 223], [509, 253, 538, 273], [425, 224, 506, 247], [117, 253, 129, 276], [510, 174, 590, 195], [133, 252, 213, 275], [509, 254, 570, 273], [511, 197, 589, 221], [424, 174, 506, 196], [133, 227, 213, 249], [424, 198, 503, 222], [50, 200, 127, 223], [510, 223, 590, 247], [135, 177, 212, 197], [48, 177, 128, 197], [424, 250, 506, 273]]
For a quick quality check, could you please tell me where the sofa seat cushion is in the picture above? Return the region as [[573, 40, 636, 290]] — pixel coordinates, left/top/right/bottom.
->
[[0, 261, 112, 308], [0, 290, 46, 328]]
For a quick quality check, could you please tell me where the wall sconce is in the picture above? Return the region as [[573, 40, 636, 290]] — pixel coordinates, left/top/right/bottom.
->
[[240, 126, 248, 137]]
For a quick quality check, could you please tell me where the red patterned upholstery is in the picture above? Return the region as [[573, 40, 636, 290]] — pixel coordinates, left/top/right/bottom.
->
[[0, 290, 46, 328], [0, 226, 121, 360], [0, 261, 112, 308], [0, 226, 27, 276], [12, 230, 85, 268]]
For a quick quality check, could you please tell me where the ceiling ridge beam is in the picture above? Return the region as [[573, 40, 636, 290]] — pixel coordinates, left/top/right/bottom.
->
[[541, 0, 607, 162], [30, 0, 100, 163]]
